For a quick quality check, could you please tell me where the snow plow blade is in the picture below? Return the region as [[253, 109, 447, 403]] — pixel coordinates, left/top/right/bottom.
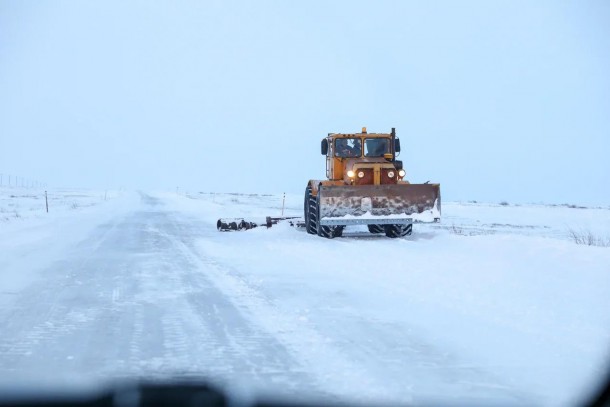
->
[[318, 183, 440, 226]]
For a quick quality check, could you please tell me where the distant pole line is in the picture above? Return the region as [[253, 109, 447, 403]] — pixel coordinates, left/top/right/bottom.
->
[[0, 173, 47, 189], [0, 174, 47, 189]]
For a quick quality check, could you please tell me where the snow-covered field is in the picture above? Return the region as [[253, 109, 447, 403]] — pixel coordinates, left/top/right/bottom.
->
[[1, 188, 609, 405], [0, 187, 121, 222]]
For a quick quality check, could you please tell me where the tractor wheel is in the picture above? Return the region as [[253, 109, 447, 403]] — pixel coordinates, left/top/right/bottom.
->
[[333, 226, 345, 238], [315, 192, 341, 239], [318, 224, 343, 239], [367, 224, 384, 234], [317, 225, 333, 238], [304, 186, 317, 234], [384, 224, 413, 238]]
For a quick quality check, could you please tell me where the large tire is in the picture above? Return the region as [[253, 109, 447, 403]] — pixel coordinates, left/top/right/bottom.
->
[[318, 224, 343, 239], [385, 224, 413, 238], [317, 225, 333, 238], [367, 224, 384, 234], [304, 186, 317, 234], [405, 224, 413, 236], [315, 192, 342, 239], [333, 226, 345, 238]]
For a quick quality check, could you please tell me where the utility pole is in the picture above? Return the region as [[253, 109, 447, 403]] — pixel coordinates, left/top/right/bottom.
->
[[45, 191, 49, 213]]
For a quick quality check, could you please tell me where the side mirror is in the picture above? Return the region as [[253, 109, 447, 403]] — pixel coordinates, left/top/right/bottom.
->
[[321, 139, 328, 155], [394, 138, 401, 153]]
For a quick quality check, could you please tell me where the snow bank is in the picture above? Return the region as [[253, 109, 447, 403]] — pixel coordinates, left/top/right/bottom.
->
[[439, 201, 610, 240]]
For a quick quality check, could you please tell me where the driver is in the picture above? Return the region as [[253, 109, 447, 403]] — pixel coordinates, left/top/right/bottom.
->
[[349, 139, 362, 157], [335, 139, 353, 157]]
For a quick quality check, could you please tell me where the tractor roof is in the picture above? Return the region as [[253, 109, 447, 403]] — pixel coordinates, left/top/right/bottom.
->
[[327, 132, 391, 138]]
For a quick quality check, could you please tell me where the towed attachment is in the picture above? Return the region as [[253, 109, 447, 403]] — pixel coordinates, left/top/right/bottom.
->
[[217, 217, 303, 231], [317, 183, 440, 226]]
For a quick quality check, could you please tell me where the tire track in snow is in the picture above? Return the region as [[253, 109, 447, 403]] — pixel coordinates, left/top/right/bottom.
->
[[147, 212, 327, 398], [164, 219, 407, 403], [0, 195, 331, 401], [0, 217, 124, 377]]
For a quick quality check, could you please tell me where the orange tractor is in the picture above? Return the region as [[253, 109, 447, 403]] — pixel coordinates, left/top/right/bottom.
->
[[304, 127, 440, 238], [217, 127, 440, 238]]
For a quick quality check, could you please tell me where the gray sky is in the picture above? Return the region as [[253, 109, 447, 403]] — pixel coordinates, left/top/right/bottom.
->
[[1, 1, 609, 205]]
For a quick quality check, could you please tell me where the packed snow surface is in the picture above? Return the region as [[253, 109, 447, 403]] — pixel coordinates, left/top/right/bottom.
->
[[1, 188, 609, 405]]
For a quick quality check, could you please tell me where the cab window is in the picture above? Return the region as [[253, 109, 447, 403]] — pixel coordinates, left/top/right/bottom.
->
[[364, 138, 390, 157], [334, 138, 362, 158]]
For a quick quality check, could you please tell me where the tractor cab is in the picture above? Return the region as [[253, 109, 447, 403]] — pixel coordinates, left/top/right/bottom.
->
[[321, 127, 404, 185]]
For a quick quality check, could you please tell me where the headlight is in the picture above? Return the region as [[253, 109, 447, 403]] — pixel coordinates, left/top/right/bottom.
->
[[358, 171, 365, 178], [387, 171, 395, 178], [398, 169, 406, 177], [347, 170, 355, 178]]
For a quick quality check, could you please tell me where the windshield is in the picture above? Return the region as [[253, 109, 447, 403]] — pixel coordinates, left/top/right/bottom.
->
[[334, 138, 362, 158], [1, 2, 609, 407], [364, 138, 390, 157]]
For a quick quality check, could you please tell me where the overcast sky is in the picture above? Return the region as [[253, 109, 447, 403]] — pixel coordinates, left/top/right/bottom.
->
[[1, 1, 608, 205]]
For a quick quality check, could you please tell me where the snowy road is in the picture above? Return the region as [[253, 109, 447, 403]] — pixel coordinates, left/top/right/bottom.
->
[[1, 191, 609, 405], [0, 194, 319, 396]]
